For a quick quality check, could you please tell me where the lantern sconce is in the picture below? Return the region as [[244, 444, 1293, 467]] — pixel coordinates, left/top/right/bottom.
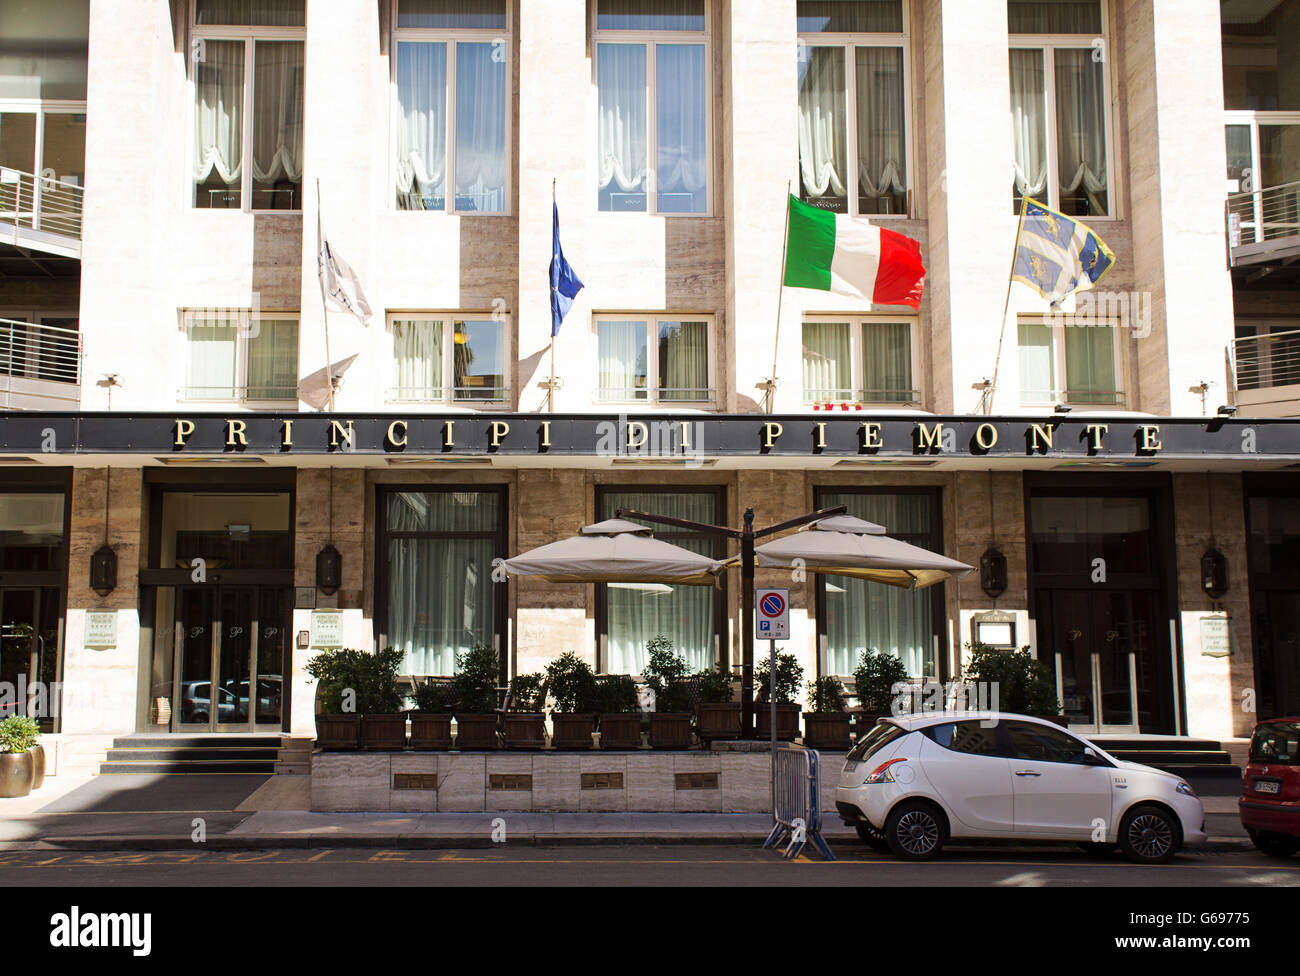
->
[[980, 547, 1008, 600], [1201, 548, 1228, 601], [316, 543, 342, 596], [90, 544, 118, 597]]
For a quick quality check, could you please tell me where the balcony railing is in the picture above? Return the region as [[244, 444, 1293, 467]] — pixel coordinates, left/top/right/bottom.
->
[[1227, 181, 1300, 266], [0, 167, 83, 243], [0, 318, 83, 409], [1232, 329, 1300, 392]]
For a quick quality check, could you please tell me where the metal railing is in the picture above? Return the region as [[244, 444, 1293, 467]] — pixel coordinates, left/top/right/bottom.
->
[[1232, 328, 1300, 391], [762, 744, 835, 860], [1227, 180, 1300, 261], [0, 167, 84, 240], [0, 318, 83, 407]]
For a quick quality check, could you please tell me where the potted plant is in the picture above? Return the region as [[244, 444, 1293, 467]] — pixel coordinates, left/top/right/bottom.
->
[[962, 643, 1064, 723], [0, 715, 38, 798], [594, 674, 643, 750], [546, 651, 599, 750], [355, 647, 407, 749], [452, 644, 502, 749], [803, 675, 852, 750], [502, 672, 547, 749], [851, 649, 910, 738], [643, 636, 693, 749], [306, 647, 395, 750], [756, 652, 804, 741], [693, 662, 740, 743], [410, 678, 455, 750]]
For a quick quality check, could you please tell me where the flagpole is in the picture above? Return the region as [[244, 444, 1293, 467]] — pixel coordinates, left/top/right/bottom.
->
[[316, 177, 336, 413], [986, 194, 1030, 416], [767, 181, 793, 415], [549, 177, 557, 414]]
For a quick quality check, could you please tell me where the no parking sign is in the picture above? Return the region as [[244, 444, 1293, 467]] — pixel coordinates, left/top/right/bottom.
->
[[756, 588, 790, 640]]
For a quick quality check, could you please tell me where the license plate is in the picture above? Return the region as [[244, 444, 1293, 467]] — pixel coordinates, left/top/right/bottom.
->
[[1255, 780, 1280, 794]]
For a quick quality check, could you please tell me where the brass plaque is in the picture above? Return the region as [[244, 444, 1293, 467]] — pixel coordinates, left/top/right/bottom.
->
[[580, 772, 625, 790], [392, 773, 437, 791], [674, 772, 719, 790], [488, 774, 533, 791]]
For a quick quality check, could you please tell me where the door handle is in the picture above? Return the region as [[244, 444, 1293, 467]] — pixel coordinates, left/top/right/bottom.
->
[[1014, 770, 1042, 777]]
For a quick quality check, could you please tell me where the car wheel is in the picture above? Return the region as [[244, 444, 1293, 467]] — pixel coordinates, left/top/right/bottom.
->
[[885, 801, 947, 861], [1077, 842, 1115, 858], [1249, 831, 1300, 859], [1118, 804, 1180, 864], [855, 823, 889, 852]]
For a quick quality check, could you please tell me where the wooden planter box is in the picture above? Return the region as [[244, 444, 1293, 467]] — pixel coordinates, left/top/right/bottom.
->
[[315, 713, 361, 751], [598, 713, 643, 750], [0, 750, 33, 798], [695, 701, 741, 743], [409, 713, 453, 750], [756, 703, 802, 741], [502, 712, 546, 750], [550, 713, 597, 750], [454, 714, 499, 750], [361, 714, 407, 751], [649, 712, 692, 749], [802, 712, 852, 750]]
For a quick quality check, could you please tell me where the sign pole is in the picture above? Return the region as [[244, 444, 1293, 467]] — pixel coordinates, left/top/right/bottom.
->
[[769, 637, 777, 812]]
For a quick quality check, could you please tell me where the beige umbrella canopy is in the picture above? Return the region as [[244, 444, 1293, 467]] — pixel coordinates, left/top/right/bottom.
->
[[751, 514, 973, 589], [502, 518, 723, 585]]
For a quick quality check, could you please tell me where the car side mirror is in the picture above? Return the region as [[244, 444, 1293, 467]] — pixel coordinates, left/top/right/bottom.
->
[[1083, 746, 1103, 765]]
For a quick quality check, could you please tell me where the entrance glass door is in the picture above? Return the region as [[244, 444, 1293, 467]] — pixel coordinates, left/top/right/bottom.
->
[[0, 587, 61, 727]]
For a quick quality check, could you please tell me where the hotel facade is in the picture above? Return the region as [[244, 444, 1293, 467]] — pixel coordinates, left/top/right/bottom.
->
[[1, 0, 1298, 772]]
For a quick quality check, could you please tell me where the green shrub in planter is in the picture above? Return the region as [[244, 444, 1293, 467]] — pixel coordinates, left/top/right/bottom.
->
[[546, 652, 599, 713], [0, 715, 38, 754], [642, 635, 692, 713], [508, 672, 546, 711], [306, 647, 405, 715], [453, 644, 501, 714], [412, 679, 456, 713], [962, 643, 1061, 717], [809, 675, 847, 713], [693, 663, 733, 705], [852, 649, 909, 714], [594, 675, 641, 714], [755, 652, 804, 705]]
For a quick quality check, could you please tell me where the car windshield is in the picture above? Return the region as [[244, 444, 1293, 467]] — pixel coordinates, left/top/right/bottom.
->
[[846, 721, 907, 763], [1250, 722, 1300, 765]]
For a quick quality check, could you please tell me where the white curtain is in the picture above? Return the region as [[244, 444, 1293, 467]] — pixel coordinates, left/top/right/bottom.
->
[[862, 321, 912, 402], [251, 41, 304, 185], [856, 47, 907, 206], [392, 319, 443, 400], [802, 321, 852, 400], [655, 44, 708, 212], [1010, 48, 1048, 202], [193, 40, 244, 186], [396, 42, 448, 209], [1064, 324, 1117, 404], [798, 46, 847, 201], [187, 314, 238, 399], [598, 321, 647, 400], [598, 43, 648, 206], [1054, 48, 1107, 212], [246, 318, 297, 400], [658, 320, 708, 400], [1018, 321, 1056, 402], [455, 42, 506, 212]]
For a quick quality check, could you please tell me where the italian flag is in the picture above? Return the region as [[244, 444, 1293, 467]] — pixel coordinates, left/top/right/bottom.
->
[[782, 195, 926, 308]]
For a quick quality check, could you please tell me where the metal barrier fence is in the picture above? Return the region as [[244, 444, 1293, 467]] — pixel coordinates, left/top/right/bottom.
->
[[763, 745, 835, 860]]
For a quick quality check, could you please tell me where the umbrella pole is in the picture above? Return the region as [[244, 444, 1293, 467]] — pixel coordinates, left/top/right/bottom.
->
[[741, 508, 755, 738]]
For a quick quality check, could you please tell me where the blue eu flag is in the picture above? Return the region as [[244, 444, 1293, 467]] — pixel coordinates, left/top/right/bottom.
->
[[550, 203, 584, 337]]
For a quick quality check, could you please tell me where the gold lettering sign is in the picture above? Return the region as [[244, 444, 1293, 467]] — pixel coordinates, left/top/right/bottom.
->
[[861, 422, 883, 449], [490, 420, 510, 447], [1029, 423, 1053, 451], [281, 419, 294, 448], [763, 422, 783, 448], [330, 420, 353, 447], [1139, 424, 1162, 452], [174, 419, 195, 446], [444, 420, 455, 447], [627, 421, 648, 449], [814, 422, 827, 449], [386, 420, 407, 448], [916, 423, 943, 451], [1085, 423, 1108, 451], [974, 423, 998, 451], [679, 421, 691, 449], [225, 419, 247, 447], [540, 420, 552, 448]]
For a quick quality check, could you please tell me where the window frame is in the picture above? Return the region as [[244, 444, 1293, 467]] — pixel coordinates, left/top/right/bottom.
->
[[386, 310, 513, 407], [590, 0, 714, 218], [1009, 0, 1115, 218], [388, 0, 513, 216], [187, 1, 306, 213], [794, 0, 914, 218], [179, 308, 301, 406], [591, 312, 717, 407], [1015, 313, 1125, 409], [800, 314, 921, 406]]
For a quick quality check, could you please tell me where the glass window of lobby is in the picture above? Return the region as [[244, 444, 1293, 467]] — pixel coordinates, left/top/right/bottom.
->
[[1009, 0, 1111, 217], [191, 0, 305, 211], [393, 0, 510, 214], [595, 0, 710, 214], [796, 0, 910, 217]]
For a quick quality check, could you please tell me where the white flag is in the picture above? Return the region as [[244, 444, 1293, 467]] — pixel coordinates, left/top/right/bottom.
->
[[317, 215, 373, 327]]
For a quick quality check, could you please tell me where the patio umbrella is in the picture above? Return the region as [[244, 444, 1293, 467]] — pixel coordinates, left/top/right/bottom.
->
[[501, 518, 723, 585], [750, 514, 973, 589]]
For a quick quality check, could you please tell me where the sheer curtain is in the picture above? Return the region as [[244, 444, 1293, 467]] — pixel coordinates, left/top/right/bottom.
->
[[246, 318, 297, 400], [598, 321, 647, 400], [187, 314, 238, 399], [455, 42, 506, 212], [598, 43, 648, 210], [802, 321, 852, 400], [195, 0, 304, 26], [1007, 1, 1101, 35], [656, 44, 708, 213], [856, 47, 907, 212], [1054, 48, 1107, 214], [398, 0, 508, 30], [798, 46, 847, 205], [1010, 48, 1048, 206], [193, 40, 244, 193], [861, 321, 912, 401], [658, 320, 708, 400], [820, 492, 936, 678], [797, 0, 904, 33], [597, 0, 706, 31], [392, 319, 443, 399], [1018, 321, 1056, 402], [396, 42, 448, 210], [602, 491, 717, 675], [251, 41, 303, 205], [1064, 324, 1117, 404]]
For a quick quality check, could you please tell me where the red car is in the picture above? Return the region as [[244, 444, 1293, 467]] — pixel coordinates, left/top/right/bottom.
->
[[1239, 718, 1300, 858]]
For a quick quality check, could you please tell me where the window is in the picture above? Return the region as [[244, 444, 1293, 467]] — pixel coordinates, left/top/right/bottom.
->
[[801, 317, 918, 404], [926, 721, 1003, 756], [597, 489, 723, 675], [0, 0, 88, 100], [392, 0, 510, 213], [183, 310, 299, 403], [191, 0, 305, 210], [1222, 0, 1300, 112], [389, 313, 508, 403], [796, 0, 910, 216], [595, 315, 712, 404], [1009, 0, 1110, 216], [594, 0, 710, 214], [1005, 720, 1091, 764], [381, 488, 506, 677], [1017, 317, 1121, 407]]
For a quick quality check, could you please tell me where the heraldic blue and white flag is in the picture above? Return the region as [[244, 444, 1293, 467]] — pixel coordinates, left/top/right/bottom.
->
[[1012, 198, 1115, 308]]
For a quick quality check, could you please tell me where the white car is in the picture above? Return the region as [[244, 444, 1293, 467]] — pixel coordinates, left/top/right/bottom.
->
[[835, 712, 1206, 863]]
